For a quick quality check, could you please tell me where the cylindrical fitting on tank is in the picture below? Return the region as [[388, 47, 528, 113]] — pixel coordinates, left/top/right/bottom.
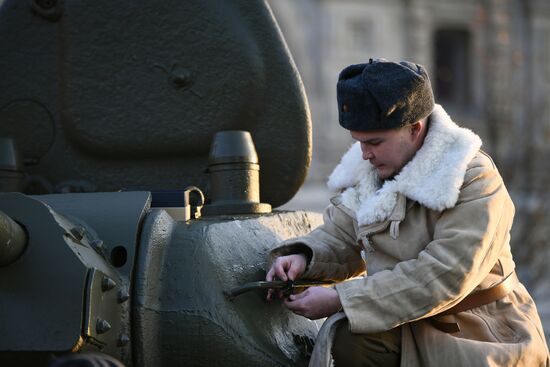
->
[[0, 209, 27, 267], [0, 138, 24, 192], [202, 131, 271, 215]]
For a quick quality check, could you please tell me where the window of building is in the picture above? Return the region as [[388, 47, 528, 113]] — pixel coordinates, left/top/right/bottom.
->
[[434, 28, 471, 106]]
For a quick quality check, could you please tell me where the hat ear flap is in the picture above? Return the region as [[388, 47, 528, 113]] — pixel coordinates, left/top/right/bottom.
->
[[362, 62, 432, 126]]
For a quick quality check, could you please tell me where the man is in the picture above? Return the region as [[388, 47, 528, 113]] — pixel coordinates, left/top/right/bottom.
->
[[266, 59, 549, 366]]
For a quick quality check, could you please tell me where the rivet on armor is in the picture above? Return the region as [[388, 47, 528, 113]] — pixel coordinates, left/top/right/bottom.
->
[[102, 276, 117, 292], [117, 288, 130, 303], [96, 318, 112, 334], [117, 334, 130, 347]]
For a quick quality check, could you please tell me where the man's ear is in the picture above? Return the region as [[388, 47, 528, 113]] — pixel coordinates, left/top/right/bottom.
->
[[410, 121, 422, 136]]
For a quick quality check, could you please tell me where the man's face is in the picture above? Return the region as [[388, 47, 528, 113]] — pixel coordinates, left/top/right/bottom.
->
[[350, 125, 421, 180]]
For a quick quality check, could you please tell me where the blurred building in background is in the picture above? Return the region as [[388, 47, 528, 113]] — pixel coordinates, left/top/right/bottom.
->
[[269, 0, 550, 341]]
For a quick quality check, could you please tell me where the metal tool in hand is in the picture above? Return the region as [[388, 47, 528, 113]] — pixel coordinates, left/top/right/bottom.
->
[[227, 279, 335, 300]]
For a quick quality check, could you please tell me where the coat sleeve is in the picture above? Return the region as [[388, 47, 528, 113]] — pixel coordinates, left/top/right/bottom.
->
[[335, 153, 516, 333], [270, 203, 366, 281]]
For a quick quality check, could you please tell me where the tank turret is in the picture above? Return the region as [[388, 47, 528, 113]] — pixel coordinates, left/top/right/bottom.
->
[[0, 1, 322, 366]]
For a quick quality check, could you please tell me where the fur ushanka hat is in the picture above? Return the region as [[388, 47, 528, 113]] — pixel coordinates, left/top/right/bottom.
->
[[337, 58, 435, 131]]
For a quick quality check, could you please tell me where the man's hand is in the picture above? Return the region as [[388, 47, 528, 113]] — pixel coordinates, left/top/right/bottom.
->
[[284, 286, 342, 320], [266, 254, 307, 300]]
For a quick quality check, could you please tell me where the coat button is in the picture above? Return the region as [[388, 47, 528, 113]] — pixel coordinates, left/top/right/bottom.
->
[[342, 104, 349, 112]]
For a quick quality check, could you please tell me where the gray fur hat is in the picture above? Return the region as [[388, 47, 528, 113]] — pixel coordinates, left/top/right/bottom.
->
[[337, 58, 434, 131]]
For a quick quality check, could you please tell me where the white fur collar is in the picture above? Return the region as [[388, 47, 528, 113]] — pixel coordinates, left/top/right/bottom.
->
[[327, 104, 482, 226]]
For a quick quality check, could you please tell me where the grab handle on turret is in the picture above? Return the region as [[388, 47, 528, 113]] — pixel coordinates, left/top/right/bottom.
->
[[227, 279, 335, 300]]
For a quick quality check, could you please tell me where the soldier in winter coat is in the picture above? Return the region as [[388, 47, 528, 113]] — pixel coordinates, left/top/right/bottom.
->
[[266, 59, 549, 366]]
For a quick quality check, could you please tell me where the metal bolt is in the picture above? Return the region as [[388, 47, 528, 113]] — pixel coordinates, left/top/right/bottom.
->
[[35, 0, 57, 10], [117, 288, 130, 303], [102, 276, 117, 292], [96, 318, 112, 334], [90, 239, 107, 257], [30, 0, 63, 22], [117, 334, 130, 347], [70, 226, 85, 240]]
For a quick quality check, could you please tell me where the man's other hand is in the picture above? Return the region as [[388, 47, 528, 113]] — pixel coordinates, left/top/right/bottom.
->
[[284, 287, 342, 320], [266, 254, 307, 300]]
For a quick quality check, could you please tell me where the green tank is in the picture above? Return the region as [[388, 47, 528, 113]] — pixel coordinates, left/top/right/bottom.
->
[[0, 1, 323, 366]]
